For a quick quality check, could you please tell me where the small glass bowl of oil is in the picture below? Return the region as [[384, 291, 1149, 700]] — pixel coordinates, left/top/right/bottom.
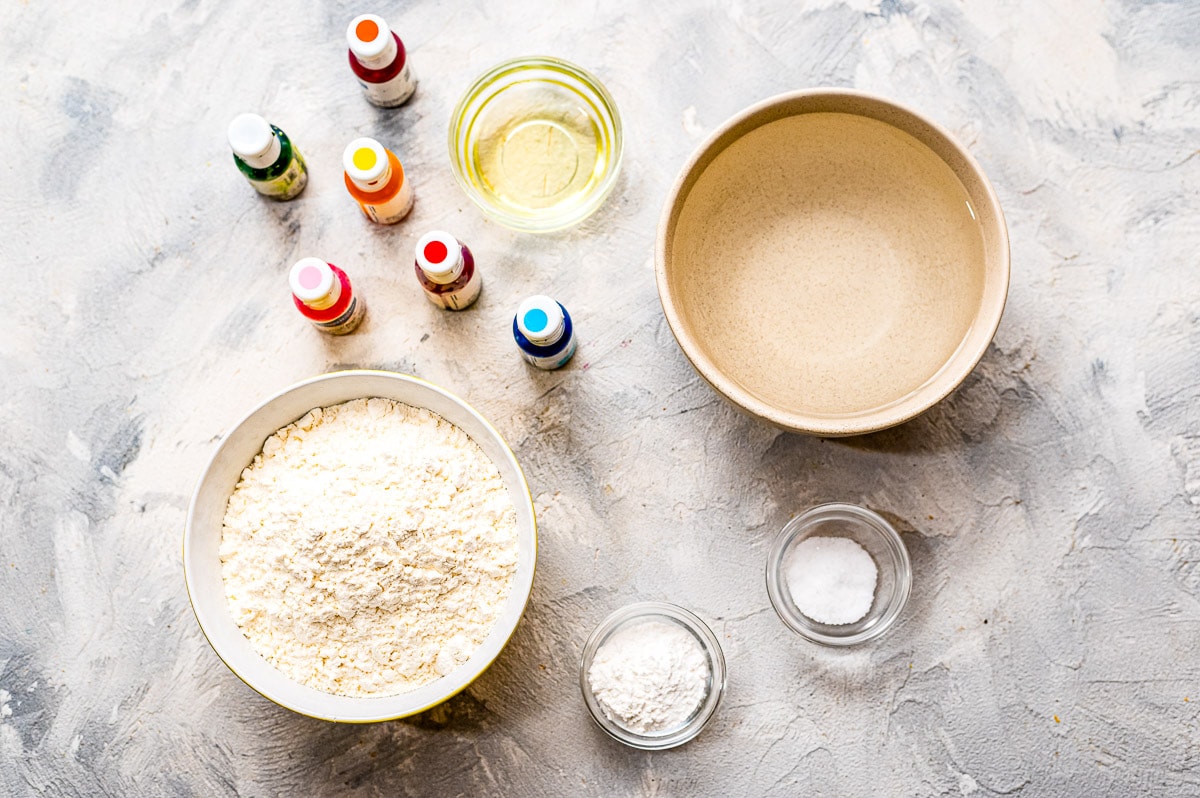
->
[[449, 56, 623, 233]]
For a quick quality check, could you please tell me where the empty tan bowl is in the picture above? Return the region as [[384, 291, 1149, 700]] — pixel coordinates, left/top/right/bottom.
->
[[656, 89, 1009, 436]]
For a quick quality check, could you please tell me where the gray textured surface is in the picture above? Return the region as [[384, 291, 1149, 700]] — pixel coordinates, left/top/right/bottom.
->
[[2, 0, 1199, 795]]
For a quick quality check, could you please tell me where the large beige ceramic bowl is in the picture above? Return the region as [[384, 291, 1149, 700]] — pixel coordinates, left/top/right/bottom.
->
[[183, 370, 537, 722], [656, 89, 1009, 436]]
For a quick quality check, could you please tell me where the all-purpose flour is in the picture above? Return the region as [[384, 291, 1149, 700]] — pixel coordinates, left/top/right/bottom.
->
[[587, 620, 708, 734], [219, 398, 519, 697]]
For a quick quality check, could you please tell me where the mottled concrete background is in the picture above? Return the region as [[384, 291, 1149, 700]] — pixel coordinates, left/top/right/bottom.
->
[[2, 0, 1199, 795]]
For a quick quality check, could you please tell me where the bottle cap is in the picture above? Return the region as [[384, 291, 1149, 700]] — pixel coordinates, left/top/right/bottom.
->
[[347, 14, 392, 61], [343, 137, 390, 187], [516, 295, 565, 346], [228, 113, 281, 168], [290, 258, 337, 305], [415, 231, 464, 283]]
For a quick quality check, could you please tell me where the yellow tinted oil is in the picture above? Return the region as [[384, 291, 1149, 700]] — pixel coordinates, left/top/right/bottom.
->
[[467, 78, 610, 218]]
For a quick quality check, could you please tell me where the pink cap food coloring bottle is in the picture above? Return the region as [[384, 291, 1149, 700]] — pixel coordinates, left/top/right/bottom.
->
[[289, 258, 367, 335]]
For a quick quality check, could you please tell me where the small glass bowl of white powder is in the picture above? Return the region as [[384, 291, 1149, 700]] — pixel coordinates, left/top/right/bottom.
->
[[766, 503, 912, 646], [579, 602, 726, 750]]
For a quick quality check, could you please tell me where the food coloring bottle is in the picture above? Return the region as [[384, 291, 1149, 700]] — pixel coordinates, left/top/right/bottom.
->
[[227, 113, 308, 200], [289, 258, 367, 335], [343, 137, 414, 225], [513, 295, 577, 370], [414, 231, 482, 311], [347, 13, 416, 108]]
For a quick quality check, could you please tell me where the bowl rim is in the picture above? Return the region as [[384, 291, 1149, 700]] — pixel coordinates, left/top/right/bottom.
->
[[578, 601, 727, 750], [447, 54, 625, 233], [765, 502, 912, 646], [182, 369, 538, 722], [654, 88, 1011, 436]]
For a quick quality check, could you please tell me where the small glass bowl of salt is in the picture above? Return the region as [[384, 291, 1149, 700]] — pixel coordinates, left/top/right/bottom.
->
[[579, 602, 726, 750], [766, 503, 912, 646]]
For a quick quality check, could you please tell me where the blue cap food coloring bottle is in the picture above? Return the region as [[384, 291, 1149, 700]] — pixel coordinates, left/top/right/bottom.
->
[[513, 296, 576, 370]]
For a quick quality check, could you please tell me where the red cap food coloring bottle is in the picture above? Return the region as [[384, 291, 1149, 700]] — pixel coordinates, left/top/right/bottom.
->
[[347, 14, 416, 108], [414, 231, 482, 311]]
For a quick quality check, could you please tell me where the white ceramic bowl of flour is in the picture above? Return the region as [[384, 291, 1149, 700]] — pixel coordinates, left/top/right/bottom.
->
[[183, 370, 537, 722]]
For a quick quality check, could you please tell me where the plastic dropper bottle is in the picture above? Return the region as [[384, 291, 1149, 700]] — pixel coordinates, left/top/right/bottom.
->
[[289, 258, 367, 335], [227, 113, 308, 200], [343, 137, 414, 225], [513, 295, 577, 370], [347, 13, 416, 108], [414, 231, 482, 311]]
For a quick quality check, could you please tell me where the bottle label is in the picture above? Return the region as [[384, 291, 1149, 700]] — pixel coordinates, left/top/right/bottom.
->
[[522, 335, 577, 370], [251, 151, 308, 200], [426, 270, 483, 311], [360, 61, 416, 108], [312, 296, 366, 335], [362, 178, 414, 225]]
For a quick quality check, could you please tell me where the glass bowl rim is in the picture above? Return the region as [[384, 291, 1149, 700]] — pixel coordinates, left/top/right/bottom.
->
[[447, 54, 625, 233]]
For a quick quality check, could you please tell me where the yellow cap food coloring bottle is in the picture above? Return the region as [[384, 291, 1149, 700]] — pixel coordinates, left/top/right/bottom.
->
[[347, 14, 416, 107], [227, 113, 307, 200], [343, 137, 414, 225]]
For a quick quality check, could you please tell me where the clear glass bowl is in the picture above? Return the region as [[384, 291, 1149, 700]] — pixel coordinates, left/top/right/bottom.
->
[[766, 503, 912, 646], [579, 602, 726, 750], [448, 56, 623, 233]]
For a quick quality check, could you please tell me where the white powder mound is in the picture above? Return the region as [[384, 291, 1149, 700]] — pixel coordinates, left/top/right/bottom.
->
[[587, 620, 709, 734], [218, 397, 519, 697], [785, 536, 878, 625]]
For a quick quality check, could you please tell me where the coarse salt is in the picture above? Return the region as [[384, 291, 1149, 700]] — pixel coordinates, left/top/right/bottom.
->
[[785, 536, 878, 625]]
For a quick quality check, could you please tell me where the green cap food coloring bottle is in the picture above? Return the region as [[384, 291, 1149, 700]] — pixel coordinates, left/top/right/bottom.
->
[[228, 113, 308, 200]]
